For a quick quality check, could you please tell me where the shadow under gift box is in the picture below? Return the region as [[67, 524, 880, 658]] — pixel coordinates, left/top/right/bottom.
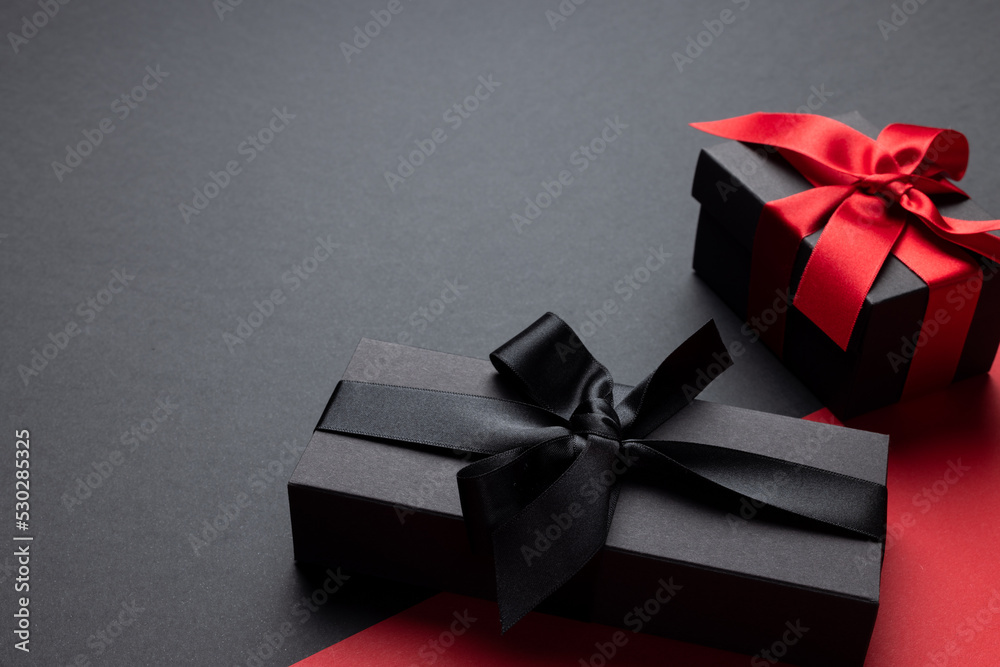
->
[[288, 338, 889, 667], [692, 111, 1000, 421]]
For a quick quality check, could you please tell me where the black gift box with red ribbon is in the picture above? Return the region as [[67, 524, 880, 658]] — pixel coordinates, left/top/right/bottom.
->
[[692, 111, 1000, 420]]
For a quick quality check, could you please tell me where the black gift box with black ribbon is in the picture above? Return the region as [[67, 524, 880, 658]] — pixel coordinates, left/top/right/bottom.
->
[[288, 315, 889, 666]]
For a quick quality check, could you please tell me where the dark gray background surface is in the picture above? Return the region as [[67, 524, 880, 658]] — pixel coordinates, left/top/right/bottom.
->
[[1, 1, 998, 665]]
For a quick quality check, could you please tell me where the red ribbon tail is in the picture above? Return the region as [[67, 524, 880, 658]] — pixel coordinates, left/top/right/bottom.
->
[[748, 186, 853, 353]]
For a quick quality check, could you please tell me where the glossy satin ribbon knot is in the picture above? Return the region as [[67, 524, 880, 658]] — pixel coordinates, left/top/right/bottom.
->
[[318, 314, 887, 630], [692, 113, 1000, 397]]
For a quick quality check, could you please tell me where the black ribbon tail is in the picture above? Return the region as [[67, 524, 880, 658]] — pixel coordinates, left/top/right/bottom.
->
[[616, 320, 732, 437], [487, 435, 621, 632], [455, 436, 577, 553], [627, 440, 887, 540]]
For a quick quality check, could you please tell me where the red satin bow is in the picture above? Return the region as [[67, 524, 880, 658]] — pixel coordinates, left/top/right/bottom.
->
[[692, 113, 1000, 397]]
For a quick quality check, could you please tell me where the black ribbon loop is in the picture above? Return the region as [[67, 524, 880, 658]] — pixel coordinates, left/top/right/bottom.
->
[[317, 314, 887, 631]]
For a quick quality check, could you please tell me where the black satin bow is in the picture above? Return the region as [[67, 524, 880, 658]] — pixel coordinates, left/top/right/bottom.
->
[[318, 314, 886, 630]]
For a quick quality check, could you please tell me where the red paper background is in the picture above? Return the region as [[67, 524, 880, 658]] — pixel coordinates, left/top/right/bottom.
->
[[294, 359, 1000, 667]]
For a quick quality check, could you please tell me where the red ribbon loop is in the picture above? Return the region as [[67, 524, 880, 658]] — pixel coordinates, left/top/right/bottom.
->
[[693, 113, 1000, 397]]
